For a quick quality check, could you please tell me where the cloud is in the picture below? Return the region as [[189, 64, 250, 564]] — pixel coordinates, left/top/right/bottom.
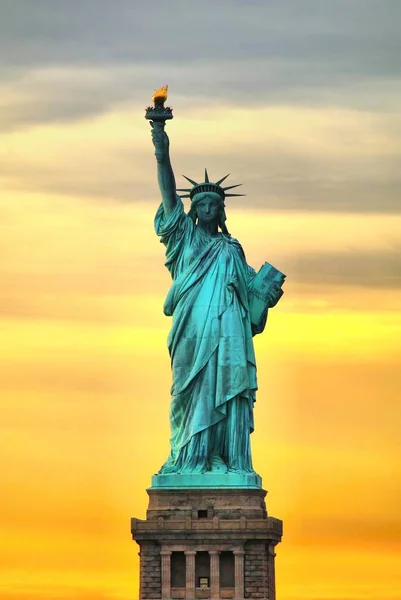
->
[[288, 245, 401, 289], [1, 102, 400, 213], [1, 0, 399, 225], [0, 67, 136, 132], [1, 62, 401, 135], [1, 0, 400, 76], [0, 0, 400, 135], [1, 190, 401, 329]]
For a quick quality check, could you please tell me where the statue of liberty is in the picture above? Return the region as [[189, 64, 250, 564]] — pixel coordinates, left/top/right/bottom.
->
[[148, 88, 284, 482]]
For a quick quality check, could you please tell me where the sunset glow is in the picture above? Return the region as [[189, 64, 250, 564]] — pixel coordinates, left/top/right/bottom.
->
[[1, 2, 400, 599]]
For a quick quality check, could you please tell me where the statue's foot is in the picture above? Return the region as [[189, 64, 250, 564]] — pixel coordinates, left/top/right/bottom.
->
[[209, 455, 228, 473]]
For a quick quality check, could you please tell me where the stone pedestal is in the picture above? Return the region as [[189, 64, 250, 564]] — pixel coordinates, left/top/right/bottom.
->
[[131, 488, 282, 599]]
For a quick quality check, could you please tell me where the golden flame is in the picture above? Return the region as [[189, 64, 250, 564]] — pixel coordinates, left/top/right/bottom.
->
[[152, 85, 168, 104]]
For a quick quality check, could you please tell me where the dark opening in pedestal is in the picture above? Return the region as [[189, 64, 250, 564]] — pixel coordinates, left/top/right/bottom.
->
[[195, 551, 210, 578], [171, 551, 186, 588], [220, 551, 235, 588]]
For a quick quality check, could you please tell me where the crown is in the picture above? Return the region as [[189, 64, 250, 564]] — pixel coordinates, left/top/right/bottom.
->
[[176, 169, 245, 201]]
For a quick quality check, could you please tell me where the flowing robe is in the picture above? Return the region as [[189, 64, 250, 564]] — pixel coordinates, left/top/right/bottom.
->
[[155, 200, 264, 474]]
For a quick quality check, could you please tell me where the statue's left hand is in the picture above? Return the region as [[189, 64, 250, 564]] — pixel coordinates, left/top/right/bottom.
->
[[267, 283, 283, 308]]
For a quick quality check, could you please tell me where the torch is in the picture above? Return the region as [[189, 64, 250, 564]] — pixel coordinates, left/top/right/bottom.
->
[[145, 85, 173, 162]]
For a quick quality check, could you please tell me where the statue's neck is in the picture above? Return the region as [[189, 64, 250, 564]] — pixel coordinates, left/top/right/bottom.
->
[[197, 221, 219, 237]]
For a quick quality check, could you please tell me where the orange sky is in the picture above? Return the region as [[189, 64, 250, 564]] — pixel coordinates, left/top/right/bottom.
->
[[2, 178, 401, 599], [1, 4, 401, 598]]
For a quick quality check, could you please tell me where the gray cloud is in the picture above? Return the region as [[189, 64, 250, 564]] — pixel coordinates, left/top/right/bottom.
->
[[1, 0, 399, 75], [1, 244, 400, 329], [0, 0, 400, 123], [1, 0, 400, 214], [2, 61, 401, 135], [288, 245, 401, 289], [2, 143, 400, 213]]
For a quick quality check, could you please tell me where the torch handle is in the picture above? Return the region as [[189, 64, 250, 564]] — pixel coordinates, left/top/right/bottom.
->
[[151, 120, 165, 132], [150, 120, 167, 163]]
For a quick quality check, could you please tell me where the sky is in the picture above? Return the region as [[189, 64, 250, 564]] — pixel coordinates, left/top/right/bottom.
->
[[1, 1, 401, 599]]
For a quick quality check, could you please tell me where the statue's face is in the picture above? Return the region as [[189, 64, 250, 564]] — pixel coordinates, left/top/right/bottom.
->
[[193, 193, 222, 224]]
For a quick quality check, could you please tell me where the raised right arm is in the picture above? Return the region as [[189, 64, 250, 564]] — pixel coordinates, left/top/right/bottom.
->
[[150, 122, 178, 218]]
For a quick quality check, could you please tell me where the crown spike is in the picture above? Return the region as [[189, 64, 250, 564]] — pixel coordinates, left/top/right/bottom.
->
[[215, 174, 230, 186], [204, 168, 209, 183], [222, 184, 242, 192], [182, 175, 199, 186], [178, 194, 191, 198], [224, 193, 246, 197]]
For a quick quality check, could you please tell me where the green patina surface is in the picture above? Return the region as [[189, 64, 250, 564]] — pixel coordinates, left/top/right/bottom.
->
[[146, 90, 284, 489]]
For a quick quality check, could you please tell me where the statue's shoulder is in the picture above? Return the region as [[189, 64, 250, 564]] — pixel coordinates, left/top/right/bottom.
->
[[226, 234, 243, 249], [155, 199, 193, 237], [223, 235, 246, 262]]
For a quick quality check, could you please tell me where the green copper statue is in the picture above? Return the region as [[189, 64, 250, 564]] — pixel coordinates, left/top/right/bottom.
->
[[146, 87, 285, 488]]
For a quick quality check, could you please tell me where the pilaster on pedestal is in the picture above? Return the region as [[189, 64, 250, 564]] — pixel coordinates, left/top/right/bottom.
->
[[185, 550, 196, 599], [209, 550, 220, 599], [233, 548, 245, 600], [160, 550, 171, 599]]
